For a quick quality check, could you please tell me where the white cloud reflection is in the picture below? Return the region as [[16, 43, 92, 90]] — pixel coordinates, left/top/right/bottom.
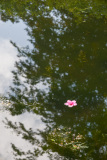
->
[[0, 106, 46, 160], [0, 38, 17, 95], [0, 20, 32, 95], [0, 18, 50, 160]]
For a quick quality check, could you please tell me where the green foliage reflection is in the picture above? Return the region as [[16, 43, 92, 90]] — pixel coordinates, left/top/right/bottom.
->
[[0, 0, 107, 159], [0, 0, 107, 23]]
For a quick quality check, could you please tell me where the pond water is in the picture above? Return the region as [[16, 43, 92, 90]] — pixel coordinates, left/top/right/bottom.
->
[[0, 1, 107, 160]]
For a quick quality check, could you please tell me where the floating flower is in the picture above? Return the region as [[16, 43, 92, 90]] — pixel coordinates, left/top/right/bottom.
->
[[64, 100, 77, 107]]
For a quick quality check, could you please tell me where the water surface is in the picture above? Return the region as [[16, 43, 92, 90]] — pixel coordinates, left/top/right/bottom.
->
[[0, 1, 107, 159]]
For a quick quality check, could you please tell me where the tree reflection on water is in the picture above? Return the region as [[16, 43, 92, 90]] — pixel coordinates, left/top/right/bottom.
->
[[0, 0, 107, 159]]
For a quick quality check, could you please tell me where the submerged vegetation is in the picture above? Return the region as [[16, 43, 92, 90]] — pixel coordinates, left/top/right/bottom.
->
[[0, 96, 12, 107], [48, 127, 88, 151]]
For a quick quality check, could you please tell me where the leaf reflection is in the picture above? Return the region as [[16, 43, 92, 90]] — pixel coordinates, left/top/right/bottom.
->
[[0, 0, 106, 159]]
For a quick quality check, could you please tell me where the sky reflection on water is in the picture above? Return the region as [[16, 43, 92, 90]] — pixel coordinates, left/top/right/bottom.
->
[[0, 103, 46, 160], [0, 20, 49, 160], [0, 38, 17, 95], [0, 20, 32, 95]]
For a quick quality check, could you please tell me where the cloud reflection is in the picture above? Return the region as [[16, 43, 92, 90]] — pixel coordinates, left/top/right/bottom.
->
[[0, 38, 17, 95], [0, 104, 46, 160]]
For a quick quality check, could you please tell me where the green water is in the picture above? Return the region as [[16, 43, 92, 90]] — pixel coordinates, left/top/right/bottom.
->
[[0, 0, 107, 159]]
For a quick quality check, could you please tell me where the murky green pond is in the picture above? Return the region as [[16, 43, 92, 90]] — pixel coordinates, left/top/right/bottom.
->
[[0, 0, 107, 159]]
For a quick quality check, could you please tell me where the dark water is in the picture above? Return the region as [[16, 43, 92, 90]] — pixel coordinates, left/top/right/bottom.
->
[[0, 1, 107, 159]]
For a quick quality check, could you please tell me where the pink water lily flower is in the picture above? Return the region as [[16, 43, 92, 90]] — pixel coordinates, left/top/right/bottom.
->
[[64, 100, 77, 107]]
